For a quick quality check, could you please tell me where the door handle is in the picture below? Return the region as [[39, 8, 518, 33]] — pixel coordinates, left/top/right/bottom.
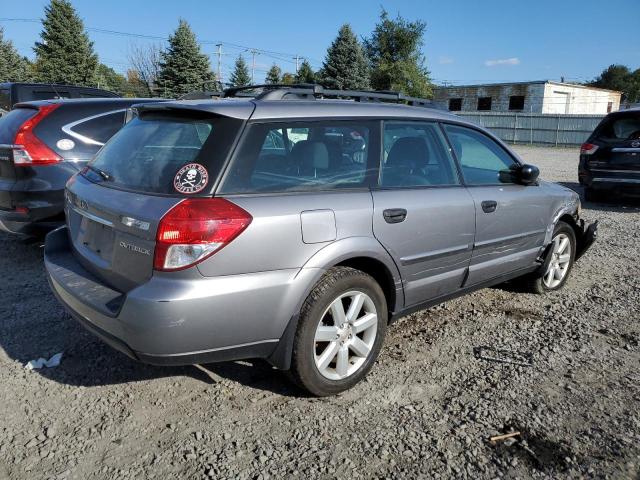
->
[[383, 208, 407, 224], [481, 200, 498, 213]]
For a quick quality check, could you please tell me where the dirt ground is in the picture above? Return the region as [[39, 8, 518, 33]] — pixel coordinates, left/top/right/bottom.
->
[[0, 146, 638, 479]]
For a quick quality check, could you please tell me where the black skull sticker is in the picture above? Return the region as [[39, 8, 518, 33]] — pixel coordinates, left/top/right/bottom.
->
[[174, 163, 209, 194]]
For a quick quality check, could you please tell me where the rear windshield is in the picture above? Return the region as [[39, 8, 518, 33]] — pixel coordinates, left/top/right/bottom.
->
[[0, 107, 36, 143], [85, 112, 242, 195], [596, 114, 640, 141]]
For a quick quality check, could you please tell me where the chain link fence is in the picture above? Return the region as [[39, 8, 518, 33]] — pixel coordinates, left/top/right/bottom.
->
[[456, 112, 605, 147]]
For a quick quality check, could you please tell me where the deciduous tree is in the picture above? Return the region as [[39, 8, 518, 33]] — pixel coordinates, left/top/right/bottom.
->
[[364, 9, 433, 98]]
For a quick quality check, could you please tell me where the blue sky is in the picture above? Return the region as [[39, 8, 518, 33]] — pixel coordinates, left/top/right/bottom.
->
[[1, 0, 638, 85]]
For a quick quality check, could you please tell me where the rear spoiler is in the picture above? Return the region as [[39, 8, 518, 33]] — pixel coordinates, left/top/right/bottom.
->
[[131, 101, 255, 121]]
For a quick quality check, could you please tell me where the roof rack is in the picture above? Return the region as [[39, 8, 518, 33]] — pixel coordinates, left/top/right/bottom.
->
[[222, 83, 436, 107], [179, 83, 439, 108]]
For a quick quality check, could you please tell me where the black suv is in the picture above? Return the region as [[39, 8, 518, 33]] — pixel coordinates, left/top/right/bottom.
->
[[0, 82, 120, 115], [0, 98, 163, 235], [579, 108, 640, 201]]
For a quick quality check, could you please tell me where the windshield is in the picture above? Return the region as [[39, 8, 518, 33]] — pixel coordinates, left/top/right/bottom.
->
[[85, 112, 242, 195]]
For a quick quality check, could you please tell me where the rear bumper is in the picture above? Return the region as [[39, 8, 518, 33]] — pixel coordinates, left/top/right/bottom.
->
[[44, 226, 314, 366], [0, 207, 63, 234], [579, 166, 640, 194], [0, 162, 79, 234]]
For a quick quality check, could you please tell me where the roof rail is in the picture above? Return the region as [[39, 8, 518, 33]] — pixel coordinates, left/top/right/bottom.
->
[[179, 83, 441, 109], [222, 83, 437, 108]]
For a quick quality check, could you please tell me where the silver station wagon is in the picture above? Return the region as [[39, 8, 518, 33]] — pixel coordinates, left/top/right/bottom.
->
[[44, 85, 597, 396]]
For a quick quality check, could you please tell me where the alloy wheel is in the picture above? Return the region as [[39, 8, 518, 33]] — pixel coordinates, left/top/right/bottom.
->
[[313, 290, 378, 381], [543, 233, 572, 289]]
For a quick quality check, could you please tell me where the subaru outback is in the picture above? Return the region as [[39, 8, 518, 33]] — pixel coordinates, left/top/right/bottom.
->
[[44, 85, 597, 396]]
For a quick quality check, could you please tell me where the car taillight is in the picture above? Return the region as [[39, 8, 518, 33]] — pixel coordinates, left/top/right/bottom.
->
[[12, 104, 62, 166], [580, 143, 599, 155], [154, 198, 252, 271]]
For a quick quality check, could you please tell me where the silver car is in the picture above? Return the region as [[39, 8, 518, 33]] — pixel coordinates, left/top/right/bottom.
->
[[44, 86, 597, 396]]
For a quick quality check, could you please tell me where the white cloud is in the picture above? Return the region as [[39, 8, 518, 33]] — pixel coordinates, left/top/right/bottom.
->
[[438, 56, 454, 65], [484, 57, 520, 67]]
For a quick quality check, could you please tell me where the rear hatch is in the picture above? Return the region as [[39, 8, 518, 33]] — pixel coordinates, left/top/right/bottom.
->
[[0, 106, 39, 209], [587, 112, 640, 172], [65, 106, 248, 292]]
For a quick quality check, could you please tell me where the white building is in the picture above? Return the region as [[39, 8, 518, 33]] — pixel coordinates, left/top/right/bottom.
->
[[434, 81, 622, 115]]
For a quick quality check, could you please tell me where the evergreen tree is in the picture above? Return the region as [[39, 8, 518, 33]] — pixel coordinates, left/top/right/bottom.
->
[[0, 28, 31, 82], [33, 0, 98, 85], [230, 54, 251, 87], [320, 24, 369, 90], [156, 19, 214, 98], [364, 9, 433, 98], [295, 59, 316, 84], [265, 64, 282, 84]]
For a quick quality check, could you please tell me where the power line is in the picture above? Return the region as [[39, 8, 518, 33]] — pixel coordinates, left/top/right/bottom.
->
[[0, 17, 321, 67]]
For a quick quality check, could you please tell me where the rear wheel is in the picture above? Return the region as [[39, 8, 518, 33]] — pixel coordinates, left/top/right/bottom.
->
[[525, 221, 576, 294], [290, 267, 387, 396]]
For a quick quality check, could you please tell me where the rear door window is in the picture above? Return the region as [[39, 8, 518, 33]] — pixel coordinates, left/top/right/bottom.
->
[[86, 113, 242, 195], [66, 111, 125, 145], [220, 120, 376, 193], [381, 121, 460, 187]]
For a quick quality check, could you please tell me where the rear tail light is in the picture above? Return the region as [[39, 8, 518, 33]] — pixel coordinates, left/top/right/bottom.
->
[[580, 143, 599, 155], [154, 198, 252, 271], [12, 104, 63, 166]]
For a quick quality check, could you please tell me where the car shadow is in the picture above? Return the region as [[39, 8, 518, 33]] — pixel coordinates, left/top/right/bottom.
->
[[0, 232, 306, 397], [558, 182, 640, 212]]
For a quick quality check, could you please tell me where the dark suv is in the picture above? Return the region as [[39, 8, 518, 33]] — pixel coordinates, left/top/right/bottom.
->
[[0, 98, 163, 235], [579, 108, 640, 201], [0, 82, 119, 115]]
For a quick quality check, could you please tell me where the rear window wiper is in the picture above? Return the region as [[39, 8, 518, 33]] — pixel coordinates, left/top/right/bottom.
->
[[86, 164, 112, 181]]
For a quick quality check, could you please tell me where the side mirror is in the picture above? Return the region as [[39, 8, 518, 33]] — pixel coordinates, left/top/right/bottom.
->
[[518, 164, 540, 185], [498, 164, 540, 185]]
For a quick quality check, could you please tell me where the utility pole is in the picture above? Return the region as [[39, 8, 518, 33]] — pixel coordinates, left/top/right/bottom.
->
[[215, 43, 223, 85], [250, 49, 257, 84], [294, 55, 299, 74]]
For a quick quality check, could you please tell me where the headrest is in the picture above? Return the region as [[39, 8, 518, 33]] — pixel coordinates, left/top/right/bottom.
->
[[292, 140, 330, 170], [387, 137, 428, 169]]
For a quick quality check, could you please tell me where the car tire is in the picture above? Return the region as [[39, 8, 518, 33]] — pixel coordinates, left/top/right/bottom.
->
[[525, 221, 576, 294], [584, 187, 602, 203], [289, 266, 387, 397]]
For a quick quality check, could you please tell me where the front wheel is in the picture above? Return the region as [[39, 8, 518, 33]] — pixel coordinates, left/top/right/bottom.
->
[[289, 267, 387, 396], [525, 221, 576, 294]]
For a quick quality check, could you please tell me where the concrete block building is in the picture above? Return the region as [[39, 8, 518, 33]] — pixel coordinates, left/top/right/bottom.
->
[[434, 81, 622, 115]]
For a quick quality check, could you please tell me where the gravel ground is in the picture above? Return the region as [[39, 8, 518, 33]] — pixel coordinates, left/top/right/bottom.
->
[[1, 146, 639, 480]]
